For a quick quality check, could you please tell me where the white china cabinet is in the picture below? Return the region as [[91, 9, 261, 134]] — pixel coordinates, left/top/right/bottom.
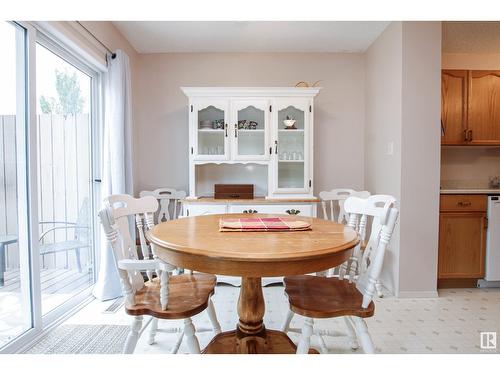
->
[[181, 87, 320, 215]]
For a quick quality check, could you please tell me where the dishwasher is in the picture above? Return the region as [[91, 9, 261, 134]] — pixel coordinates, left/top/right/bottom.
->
[[479, 196, 500, 287]]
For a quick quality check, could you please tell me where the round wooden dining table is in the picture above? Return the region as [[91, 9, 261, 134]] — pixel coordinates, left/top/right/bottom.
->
[[147, 213, 359, 354]]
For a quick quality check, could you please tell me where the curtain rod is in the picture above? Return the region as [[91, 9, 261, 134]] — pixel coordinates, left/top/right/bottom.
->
[[76, 21, 116, 60]]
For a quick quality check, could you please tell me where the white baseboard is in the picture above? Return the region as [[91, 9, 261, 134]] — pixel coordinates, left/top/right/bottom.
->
[[396, 290, 439, 298]]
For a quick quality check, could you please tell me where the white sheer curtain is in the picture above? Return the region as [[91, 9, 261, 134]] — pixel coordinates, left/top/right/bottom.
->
[[93, 50, 134, 301]]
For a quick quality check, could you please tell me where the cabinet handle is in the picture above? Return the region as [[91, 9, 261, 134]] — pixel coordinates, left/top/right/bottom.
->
[[234, 124, 237, 138], [286, 209, 300, 215], [243, 209, 258, 214], [274, 140, 278, 154], [457, 201, 472, 207], [463, 129, 469, 142], [225, 123, 228, 137], [468, 129, 473, 142]]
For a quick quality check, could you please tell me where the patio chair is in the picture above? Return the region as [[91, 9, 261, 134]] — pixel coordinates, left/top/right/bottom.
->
[[39, 198, 91, 273]]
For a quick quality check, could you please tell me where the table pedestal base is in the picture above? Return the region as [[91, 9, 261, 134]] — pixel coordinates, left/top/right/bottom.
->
[[201, 329, 318, 354]]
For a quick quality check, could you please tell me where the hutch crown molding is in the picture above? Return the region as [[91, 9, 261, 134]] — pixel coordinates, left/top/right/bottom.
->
[[181, 87, 321, 217]]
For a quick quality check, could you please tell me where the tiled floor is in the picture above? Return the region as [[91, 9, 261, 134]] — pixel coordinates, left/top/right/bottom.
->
[[60, 285, 500, 354]]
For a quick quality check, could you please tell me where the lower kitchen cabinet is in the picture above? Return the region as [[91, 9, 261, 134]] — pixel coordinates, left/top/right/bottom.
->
[[438, 195, 487, 282]]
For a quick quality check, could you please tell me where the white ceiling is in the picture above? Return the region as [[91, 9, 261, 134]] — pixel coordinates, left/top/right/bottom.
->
[[443, 22, 500, 53], [113, 21, 390, 53]]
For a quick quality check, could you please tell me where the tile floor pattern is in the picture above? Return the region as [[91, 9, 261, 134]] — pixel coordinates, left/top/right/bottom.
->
[[60, 285, 500, 354]]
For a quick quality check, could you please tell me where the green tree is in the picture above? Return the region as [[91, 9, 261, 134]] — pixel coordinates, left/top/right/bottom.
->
[[39, 69, 84, 116]]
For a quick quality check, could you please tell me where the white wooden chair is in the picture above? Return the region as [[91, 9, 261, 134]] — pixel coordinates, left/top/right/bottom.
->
[[139, 188, 186, 222], [319, 188, 371, 224], [99, 194, 221, 354], [282, 195, 398, 354], [318, 189, 370, 278], [340, 195, 396, 298]]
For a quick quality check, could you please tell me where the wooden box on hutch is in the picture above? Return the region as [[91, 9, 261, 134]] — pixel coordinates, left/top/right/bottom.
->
[[214, 184, 254, 199]]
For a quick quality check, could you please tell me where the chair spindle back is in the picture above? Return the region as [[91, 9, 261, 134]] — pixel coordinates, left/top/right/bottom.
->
[[319, 189, 370, 223], [344, 195, 398, 309]]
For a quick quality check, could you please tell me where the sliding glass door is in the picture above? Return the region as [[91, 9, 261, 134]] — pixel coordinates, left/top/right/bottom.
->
[[0, 21, 32, 348], [0, 22, 101, 352], [35, 42, 96, 316]]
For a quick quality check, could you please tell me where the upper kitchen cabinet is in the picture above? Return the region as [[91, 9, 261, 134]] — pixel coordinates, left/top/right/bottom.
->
[[441, 70, 500, 146], [468, 71, 500, 145], [441, 70, 468, 145]]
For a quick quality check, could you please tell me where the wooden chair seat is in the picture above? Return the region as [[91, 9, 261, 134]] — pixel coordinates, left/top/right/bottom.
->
[[284, 275, 375, 319], [126, 274, 217, 320]]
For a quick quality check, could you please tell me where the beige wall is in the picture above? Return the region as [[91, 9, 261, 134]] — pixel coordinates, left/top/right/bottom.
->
[[364, 22, 403, 294], [399, 22, 441, 296], [442, 53, 500, 69], [134, 53, 366, 196], [365, 22, 442, 297], [441, 147, 500, 187]]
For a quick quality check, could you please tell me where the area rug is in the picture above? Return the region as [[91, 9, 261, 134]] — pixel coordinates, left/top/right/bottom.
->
[[23, 324, 129, 354]]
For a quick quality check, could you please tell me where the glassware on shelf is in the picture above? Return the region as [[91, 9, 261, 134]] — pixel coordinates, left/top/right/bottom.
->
[[200, 120, 212, 129], [292, 151, 298, 160], [297, 151, 303, 160]]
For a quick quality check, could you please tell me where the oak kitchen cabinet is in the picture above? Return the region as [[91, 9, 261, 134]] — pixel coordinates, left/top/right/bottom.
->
[[441, 70, 468, 145], [438, 194, 487, 281], [441, 70, 500, 145]]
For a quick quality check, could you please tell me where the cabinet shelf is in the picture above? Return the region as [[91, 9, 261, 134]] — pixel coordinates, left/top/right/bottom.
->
[[237, 129, 265, 133], [278, 129, 304, 132], [278, 159, 304, 163], [198, 129, 224, 132]]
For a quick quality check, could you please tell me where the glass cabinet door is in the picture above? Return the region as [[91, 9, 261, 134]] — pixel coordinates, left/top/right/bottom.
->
[[232, 100, 269, 160], [274, 100, 310, 193], [193, 100, 229, 160]]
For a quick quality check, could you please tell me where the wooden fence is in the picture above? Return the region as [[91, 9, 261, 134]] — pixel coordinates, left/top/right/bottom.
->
[[0, 113, 92, 271]]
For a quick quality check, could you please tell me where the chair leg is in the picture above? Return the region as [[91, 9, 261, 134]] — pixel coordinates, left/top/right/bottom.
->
[[148, 317, 158, 345], [170, 331, 184, 354], [343, 316, 359, 350], [123, 316, 143, 354], [316, 333, 329, 354], [206, 299, 221, 334], [296, 318, 314, 354], [281, 309, 294, 333], [375, 280, 384, 298], [183, 318, 201, 354], [352, 317, 374, 354]]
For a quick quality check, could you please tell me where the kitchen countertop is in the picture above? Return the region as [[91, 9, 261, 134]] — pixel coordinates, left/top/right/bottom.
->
[[440, 188, 500, 195]]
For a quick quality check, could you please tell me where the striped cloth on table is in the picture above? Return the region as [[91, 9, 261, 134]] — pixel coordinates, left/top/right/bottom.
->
[[219, 217, 311, 232]]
